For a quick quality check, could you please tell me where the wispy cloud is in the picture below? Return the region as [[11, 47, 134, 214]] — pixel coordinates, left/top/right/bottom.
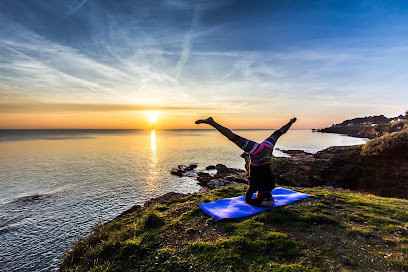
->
[[0, 18, 183, 104], [0, 102, 211, 113], [174, 7, 199, 79], [64, 0, 90, 18]]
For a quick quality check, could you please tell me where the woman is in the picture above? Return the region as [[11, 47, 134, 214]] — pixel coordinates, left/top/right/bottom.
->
[[195, 117, 296, 207]]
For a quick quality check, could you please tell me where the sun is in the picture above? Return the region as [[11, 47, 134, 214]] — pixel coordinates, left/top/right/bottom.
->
[[148, 112, 158, 124]]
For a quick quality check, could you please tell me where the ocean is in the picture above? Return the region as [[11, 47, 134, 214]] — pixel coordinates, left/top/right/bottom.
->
[[0, 129, 367, 271]]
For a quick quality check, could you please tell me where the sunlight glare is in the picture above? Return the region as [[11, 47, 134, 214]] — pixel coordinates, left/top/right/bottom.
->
[[148, 112, 158, 124]]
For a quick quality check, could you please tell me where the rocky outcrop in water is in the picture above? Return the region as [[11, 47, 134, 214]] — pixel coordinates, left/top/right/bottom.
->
[[170, 163, 248, 190], [196, 164, 247, 190], [170, 164, 198, 176]]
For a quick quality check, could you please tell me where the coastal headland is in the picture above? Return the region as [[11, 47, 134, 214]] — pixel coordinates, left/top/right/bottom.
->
[[61, 114, 408, 271], [316, 114, 408, 139]]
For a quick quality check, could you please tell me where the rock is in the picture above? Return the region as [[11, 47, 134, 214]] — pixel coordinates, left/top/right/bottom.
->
[[215, 164, 229, 174], [206, 165, 216, 170], [171, 164, 199, 176], [198, 187, 210, 193], [196, 172, 213, 186], [268, 146, 361, 188], [214, 164, 245, 178], [196, 164, 248, 189], [144, 192, 187, 206], [197, 176, 212, 187], [197, 172, 211, 177], [207, 179, 230, 189], [224, 175, 248, 184], [171, 168, 183, 177], [267, 140, 408, 199], [315, 114, 408, 139]]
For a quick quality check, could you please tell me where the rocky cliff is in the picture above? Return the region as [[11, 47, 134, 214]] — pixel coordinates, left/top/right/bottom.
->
[[256, 130, 408, 199]]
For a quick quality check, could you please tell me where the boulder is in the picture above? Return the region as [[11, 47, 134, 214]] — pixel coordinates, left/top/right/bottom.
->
[[144, 192, 187, 206], [214, 164, 246, 179], [195, 164, 248, 189], [170, 168, 183, 177], [170, 164, 199, 177]]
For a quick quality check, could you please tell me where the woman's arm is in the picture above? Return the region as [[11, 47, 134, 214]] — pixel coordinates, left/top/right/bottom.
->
[[245, 191, 265, 206], [245, 185, 256, 204]]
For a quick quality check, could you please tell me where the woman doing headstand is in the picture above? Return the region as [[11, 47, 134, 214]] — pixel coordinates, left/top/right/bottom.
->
[[195, 117, 297, 207]]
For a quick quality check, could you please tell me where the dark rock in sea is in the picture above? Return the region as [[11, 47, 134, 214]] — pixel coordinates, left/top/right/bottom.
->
[[171, 164, 198, 176], [196, 172, 212, 186], [195, 164, 248, 189], [224, 175, 247, 184], [178, 165, 188, 171], [196, 178, 212, 187], [205, 165, 216, 170], [197, 172, 211, 177], [171, 168, 183, 177], [214, 164, 245, 178]]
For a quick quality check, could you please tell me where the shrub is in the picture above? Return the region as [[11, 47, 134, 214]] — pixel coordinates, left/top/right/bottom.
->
[[361, 130, 408, 157], [141, 210, 165, 229]]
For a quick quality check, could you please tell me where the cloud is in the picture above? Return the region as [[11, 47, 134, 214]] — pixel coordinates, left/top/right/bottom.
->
[[1, 1, 408, 125], [174, 7, 199, 79], [0, 102, 210, 113], [0, 17, 183, 103], [64, 0, 90, 18]]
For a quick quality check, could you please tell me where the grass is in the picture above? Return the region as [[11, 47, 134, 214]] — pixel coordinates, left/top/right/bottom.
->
[[61, 186, 408, 272]]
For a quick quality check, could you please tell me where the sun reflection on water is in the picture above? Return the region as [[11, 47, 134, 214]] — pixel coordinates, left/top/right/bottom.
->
[[150, 130, 157, 157], [147, 130, 159, 189]]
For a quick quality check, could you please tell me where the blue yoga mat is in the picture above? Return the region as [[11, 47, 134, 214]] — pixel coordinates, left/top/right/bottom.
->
[[199, 187, 311, 220]]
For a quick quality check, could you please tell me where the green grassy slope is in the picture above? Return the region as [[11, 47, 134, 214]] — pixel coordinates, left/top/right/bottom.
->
[[61, 186, 408, 272]]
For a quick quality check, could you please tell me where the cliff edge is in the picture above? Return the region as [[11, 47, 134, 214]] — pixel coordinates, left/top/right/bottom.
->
[[60, 186, 408, 271]]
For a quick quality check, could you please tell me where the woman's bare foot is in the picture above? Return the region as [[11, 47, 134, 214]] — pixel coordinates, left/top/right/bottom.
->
[[290, 117, 297, 123], [195, 117, 214, 124]]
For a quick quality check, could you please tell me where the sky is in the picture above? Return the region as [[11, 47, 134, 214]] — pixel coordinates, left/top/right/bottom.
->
[[0, 0, 407, 129]]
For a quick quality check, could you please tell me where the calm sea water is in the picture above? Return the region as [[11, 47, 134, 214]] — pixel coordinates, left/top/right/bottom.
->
[[0, 129, 367, 271]]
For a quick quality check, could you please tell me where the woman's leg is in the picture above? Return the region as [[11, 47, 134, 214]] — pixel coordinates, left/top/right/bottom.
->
[[195, 117, 234, 140], [262, 118, 296, 148], [195, 117, 258, 153]]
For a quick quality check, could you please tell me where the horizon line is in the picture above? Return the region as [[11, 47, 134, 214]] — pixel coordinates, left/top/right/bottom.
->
[[0, 128, 316, 131]]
